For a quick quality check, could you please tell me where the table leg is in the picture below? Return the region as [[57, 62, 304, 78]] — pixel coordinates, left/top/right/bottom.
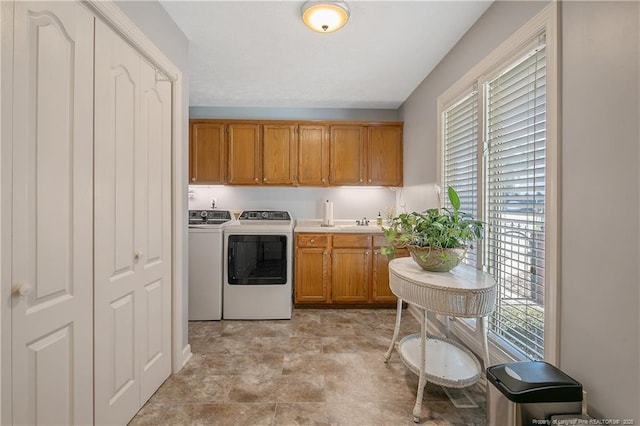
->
[[444, 315, 450, 338], [478, 316, 490, 369], [384, 297, 403, 363], [412, 308, 428, 422]]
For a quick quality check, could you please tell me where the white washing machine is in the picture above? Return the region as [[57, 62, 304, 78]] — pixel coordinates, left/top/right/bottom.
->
[[223, 210, 293, 320], [188, 210, 235, 320]]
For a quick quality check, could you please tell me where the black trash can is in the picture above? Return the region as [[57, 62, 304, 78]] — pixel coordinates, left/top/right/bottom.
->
[[486, 361, 583, 426]]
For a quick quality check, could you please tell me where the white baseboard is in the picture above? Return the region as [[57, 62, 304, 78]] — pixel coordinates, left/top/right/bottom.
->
[[180, 344, 192, 369]]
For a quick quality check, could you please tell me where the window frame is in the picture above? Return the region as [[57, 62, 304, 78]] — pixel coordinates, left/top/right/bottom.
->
[[436, 3, 559, 364]]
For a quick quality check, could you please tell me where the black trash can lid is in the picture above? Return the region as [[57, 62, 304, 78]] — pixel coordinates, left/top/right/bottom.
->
[[487, 361, 583, 404]]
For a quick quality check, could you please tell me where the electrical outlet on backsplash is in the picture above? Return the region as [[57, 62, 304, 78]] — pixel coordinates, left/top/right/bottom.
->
[[188, 185, 218, 210]]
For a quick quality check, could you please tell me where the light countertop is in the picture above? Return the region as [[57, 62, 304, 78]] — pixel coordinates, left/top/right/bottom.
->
[[295, 219, 385, 233]]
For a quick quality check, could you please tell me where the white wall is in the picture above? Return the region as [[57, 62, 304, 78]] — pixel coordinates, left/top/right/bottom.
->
[[189, 186, 396, 223], [399, 0, 640, 419], [398, 1, 547, 226], [0, 3, 5, 422], [560, 1, 639, 419], [115, 1, 192, 355], [190, 106, 399, 122], [400, 1, 546, 187]]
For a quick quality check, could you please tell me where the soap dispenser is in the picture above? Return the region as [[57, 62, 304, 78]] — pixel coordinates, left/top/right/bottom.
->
[[376, 211, 383, 226]]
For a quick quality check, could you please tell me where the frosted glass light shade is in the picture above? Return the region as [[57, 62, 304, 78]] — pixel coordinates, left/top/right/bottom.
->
[[301, 1, 350, 33]]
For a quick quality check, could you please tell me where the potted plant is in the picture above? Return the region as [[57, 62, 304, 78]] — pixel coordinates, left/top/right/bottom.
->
[[381, 186, 483, 272]]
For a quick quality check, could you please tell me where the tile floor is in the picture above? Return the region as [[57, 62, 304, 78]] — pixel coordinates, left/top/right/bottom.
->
[[130, 309, 486, 425]]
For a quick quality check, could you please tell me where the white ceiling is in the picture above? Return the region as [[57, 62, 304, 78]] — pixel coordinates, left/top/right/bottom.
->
[[160, 1, 493, 109]]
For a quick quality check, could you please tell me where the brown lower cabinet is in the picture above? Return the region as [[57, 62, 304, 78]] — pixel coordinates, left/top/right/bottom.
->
[[294, 234, 330, 303], [294, 233, 409, 306]]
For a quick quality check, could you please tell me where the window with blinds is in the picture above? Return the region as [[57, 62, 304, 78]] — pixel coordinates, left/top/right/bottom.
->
[[442, 90, 479, 264], [439, 35, 548, 361], [484, 44, 546, 360]]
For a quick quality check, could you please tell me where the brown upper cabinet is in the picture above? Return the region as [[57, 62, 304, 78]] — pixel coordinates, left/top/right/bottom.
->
[[329, 124, 403, 186], [262, 124, 297, 185], [189, 122, 227, 184], [227, 123, 297, 185], [189, 119, 403, 187], [329, 125, 365, 185], [227, 123, 261, 184], [367, 125, 403, 186], [297, 125, 330, 186]]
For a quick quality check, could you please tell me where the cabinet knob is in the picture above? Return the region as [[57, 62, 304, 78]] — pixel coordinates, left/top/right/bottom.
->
[[359, 178, 363, 183], [254, 177, 259, 182], [263, 177, 267, 182], [12, 283, 32, 297], [368, 178, 371, 183], [321, 178, 326, 183], [310, 239, 315, 244], [191, 178, 196, 182], [134, 251, 143, 260]]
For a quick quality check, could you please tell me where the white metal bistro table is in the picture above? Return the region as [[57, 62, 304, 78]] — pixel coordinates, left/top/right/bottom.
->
[[383, 257, 497, 422]]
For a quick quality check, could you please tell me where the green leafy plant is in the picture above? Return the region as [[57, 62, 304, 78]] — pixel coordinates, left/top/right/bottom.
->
[[381, 186, 484, 259]]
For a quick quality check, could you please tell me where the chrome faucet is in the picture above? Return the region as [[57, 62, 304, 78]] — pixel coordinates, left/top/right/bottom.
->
[[356, 217, 370, 226]]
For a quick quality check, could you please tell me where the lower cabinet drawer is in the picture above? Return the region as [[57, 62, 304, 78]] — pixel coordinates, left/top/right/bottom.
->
[[332, 234, 371, 248], [296, 234, 328, 248]]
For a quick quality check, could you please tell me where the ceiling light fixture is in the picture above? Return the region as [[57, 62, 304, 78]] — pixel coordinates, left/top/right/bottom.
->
[[301, 1, 350, 33]]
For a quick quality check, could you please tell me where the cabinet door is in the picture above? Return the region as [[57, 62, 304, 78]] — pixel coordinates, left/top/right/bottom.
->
[[10, 3, 94, 424], [295, 247, 329, 303], [298, 125, 329, 186], [295, 234, 329, 303], [367, 126, 403, 186], [372, 247, 409, 303], [190, 122, 226, 184], [263, 124, 296, 185], [329, 125, 365, 185], [228, 123, 261, 184], [331, 248, 370, 303], [372, 249, 394, 303]]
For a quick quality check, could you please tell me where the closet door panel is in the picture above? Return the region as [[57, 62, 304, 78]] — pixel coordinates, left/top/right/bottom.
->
[[10, 2, 94, 425], [138, 60, 172, 404], [94, 19, 142, 425], [95, 21, 172, 424]]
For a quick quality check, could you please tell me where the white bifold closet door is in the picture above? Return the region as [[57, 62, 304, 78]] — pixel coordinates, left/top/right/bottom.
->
[[93, 19, 172, 425], [10, 2, 95, 425]]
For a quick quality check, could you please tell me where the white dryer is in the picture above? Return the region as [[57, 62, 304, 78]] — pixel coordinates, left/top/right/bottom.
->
[[223, 210, 293, 320]]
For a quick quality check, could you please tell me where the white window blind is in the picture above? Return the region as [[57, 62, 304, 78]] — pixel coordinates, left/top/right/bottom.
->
[[484, 42, 546, 360], [442, 90, 479, 264]]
